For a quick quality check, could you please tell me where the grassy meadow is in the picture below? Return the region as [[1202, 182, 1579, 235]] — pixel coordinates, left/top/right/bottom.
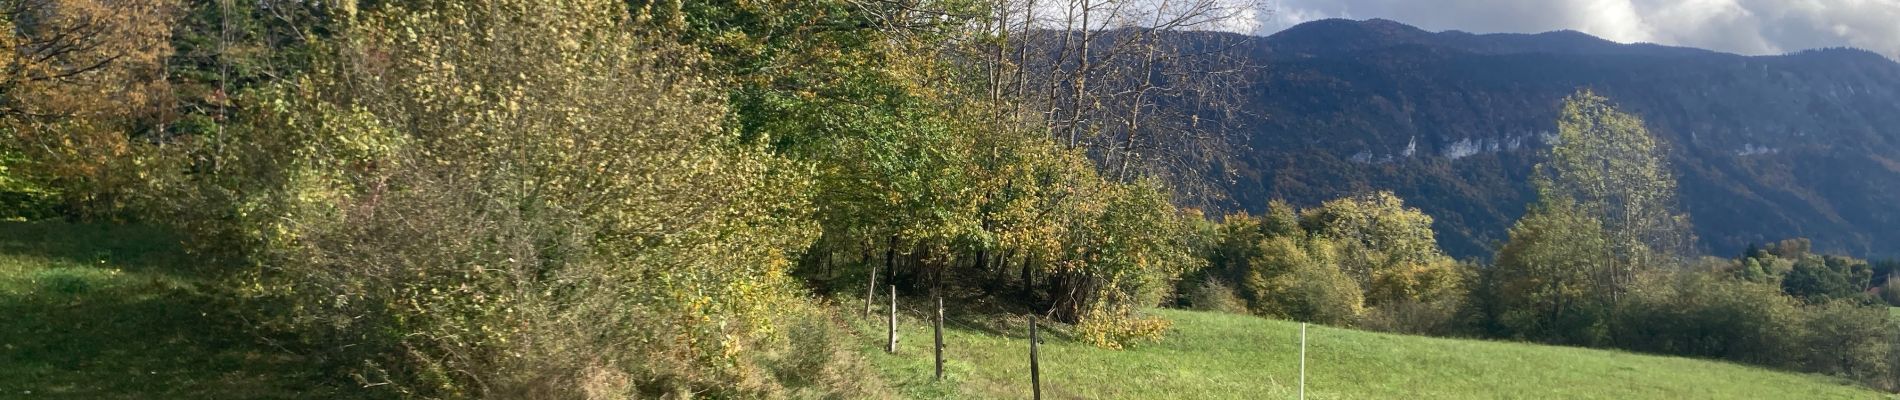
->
[[855, 307, 1886, 399], [1, 220, 1888, 399]]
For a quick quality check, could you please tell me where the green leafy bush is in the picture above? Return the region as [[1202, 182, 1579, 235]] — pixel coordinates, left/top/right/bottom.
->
[[1359, 298, 1466, 336], [1184, 277, 1248, 314], [1304, 192, 1464, 307], [1878, 279, 1900, 307], [1206, 193, 1463, 328], [1243, 236, 1364, 326], [1482, 199, 1614, 346], [1060, 180, 1202, 347], [1796, 301, 1897, 390], [760, 301, 894, 398], [0, 148, 58, 220], [1610, 273, 1803, 367], [147, 1, 831, 396], [1781, 255, 1874, 304]]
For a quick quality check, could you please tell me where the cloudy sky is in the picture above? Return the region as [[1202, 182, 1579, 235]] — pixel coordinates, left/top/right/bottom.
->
[[1248, 0, 1900, 60]]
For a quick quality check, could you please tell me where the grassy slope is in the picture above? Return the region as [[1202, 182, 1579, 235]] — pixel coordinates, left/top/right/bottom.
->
[[0, 221, 343, 399], [4, 220, 1885, 399], [857, 307, 1886, 399]]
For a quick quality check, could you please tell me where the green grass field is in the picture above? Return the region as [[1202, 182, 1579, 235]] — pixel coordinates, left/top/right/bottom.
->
[[855, 305, 1887, 399], [0, 221, 344, 399], [3, 220, 1890, 399]]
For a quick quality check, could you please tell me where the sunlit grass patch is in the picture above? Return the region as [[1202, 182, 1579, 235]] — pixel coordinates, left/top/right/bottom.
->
[[857, 305, 1883, 399]]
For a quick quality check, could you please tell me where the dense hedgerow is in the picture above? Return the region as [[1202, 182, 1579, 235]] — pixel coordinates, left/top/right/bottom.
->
[[144, 1, 835, 396]]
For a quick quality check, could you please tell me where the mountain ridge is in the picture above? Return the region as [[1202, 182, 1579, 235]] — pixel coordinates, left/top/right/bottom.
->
[[1191, 18, 1900, 259], [1266, 18, 1887, 61]]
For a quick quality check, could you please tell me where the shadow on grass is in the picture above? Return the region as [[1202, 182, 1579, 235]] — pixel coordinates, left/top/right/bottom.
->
[[0, 221, 354, 399], [0, 284, 340, 399], [0, 221, 201, 276], [926, 299, 1079, 343]]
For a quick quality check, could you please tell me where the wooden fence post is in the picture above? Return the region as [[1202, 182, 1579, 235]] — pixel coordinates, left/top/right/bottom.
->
[[1029, 315, 1041, 400], [934, 294, 945, 380], [886, 285, 898, 353]]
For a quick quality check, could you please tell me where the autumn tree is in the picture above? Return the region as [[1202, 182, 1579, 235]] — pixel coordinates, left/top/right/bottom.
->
[[1482, 198, 1615, 345], [1535, 90, 1693, 295], [1303, 191, 1464, 307], [0, 0, 173, 116], [1241, 235, 1363, 325], [1205, 193, 1464, 327], [150, 1, 825, 395], [0, 0, 173, 214]]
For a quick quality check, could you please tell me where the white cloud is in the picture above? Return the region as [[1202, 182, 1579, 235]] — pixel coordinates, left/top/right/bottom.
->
[[1255, 0, 1900, 60]]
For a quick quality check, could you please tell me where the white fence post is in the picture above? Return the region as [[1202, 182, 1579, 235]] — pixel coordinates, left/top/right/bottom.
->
[[1300, 323, 1307, 400]]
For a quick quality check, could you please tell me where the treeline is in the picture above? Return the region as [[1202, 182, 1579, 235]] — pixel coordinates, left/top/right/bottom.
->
[[1183, 92, 1900, 390], [5, 0, 1899, 398], [0, 0, 1247, 397]]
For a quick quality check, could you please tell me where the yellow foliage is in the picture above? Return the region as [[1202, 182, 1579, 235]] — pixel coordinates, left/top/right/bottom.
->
[[0, 0, 175, 215], [147, 0, 821, 396], [1077, 302, 1173, 349]]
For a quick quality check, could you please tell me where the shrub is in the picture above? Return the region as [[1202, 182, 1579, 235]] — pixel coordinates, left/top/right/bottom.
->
[[1484, 199, 1614, 345], [0, 148, 60, 220], [151, 1, 822, 396], [0, 0, 172, 219], [1244, 236, 1363, 326], [1304, 192, 1463, 308], [1610, 272, 1803, 367], [1879, 279, 1900, 307], [1591, 270, 1900, 391], [1782, 255, 1874, 303], [1185, 277, 1248, 314], [1797, 301, 1897, 389], [1054, 179, 1202, 340], [1087, 180, 1205, 310], [761, 302, 894, 398], [1076, 301, 1174, 349], [1359, 298, 1465, 336]]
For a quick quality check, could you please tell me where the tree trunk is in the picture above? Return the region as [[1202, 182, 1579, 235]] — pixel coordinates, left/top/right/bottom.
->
[[1021, 253, 1036, 306], [885, 235, 897, 293]]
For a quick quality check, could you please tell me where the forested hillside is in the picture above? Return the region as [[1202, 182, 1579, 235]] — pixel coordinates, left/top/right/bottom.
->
[[1203, 18, 1900, 259], [5, 1, 1900, 398]]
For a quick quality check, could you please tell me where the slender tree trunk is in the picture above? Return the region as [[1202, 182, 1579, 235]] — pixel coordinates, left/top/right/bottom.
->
[[863, 245, 876, 317], [1015, 0, 1035, 115], [993, 249, 1014, 290], [885, 235, 897, 292], [1069, 7, 1092, 147], [865, 263, 878, 318], [1022, 253, 1036, 306]]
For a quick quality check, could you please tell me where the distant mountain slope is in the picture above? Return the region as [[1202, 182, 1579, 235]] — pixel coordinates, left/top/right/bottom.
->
[[1198, 19, 1900, 259]]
